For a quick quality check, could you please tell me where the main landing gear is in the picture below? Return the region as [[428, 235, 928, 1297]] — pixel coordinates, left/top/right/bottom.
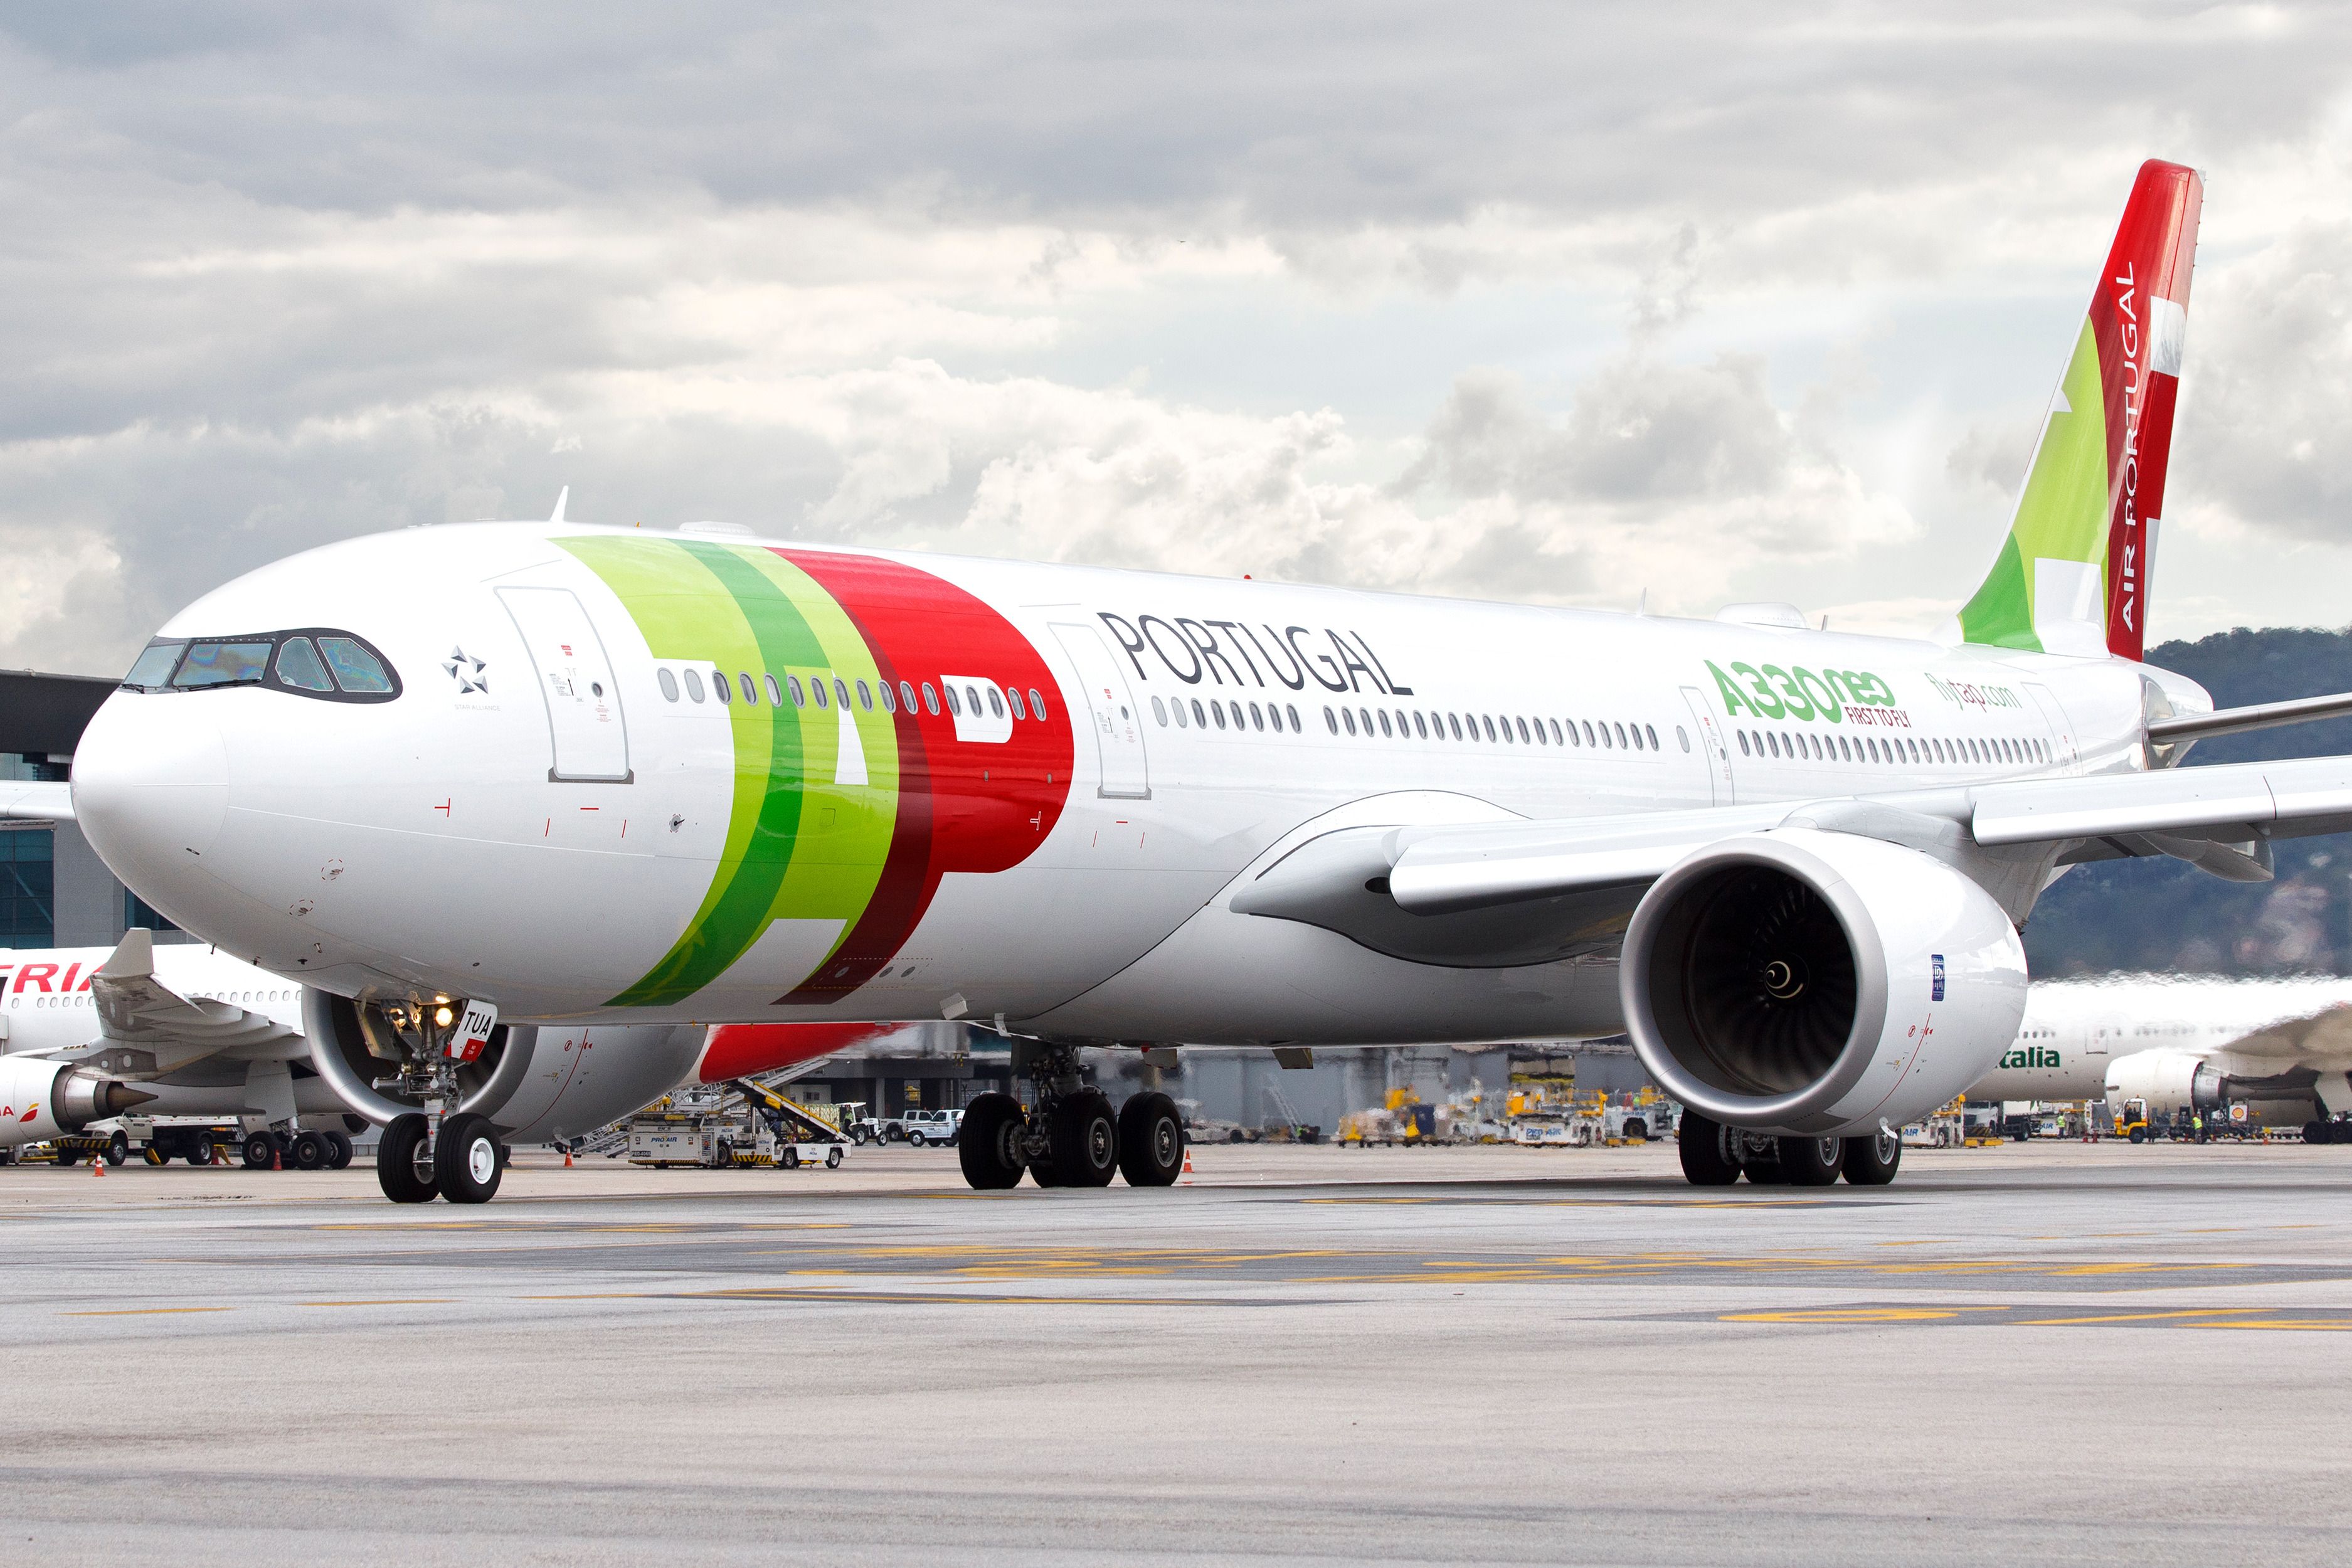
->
[[956, 1043, 1185, 1191], [1678, 1111, 1901, 1188], [359, 998, 509, 1205]]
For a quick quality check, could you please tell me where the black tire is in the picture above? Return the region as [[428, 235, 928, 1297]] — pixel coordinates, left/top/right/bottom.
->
[[187, 1142, 214, 1167], [2305, 1120, 2333, 1145], [289, 1131, 328, 1171], [0, 1147, 12, 1167], [906, 1131, 928, 1148], [1677, 1111, 1742, 1186], [325, 1131, 354, 1169], [2129, 1127, 2147, 1144], [781, 1147, 800, 1169], [243, 1133, 276, 1169], [106, 1131, 130, 1165], [1227, 1128, 1245, 1144], [957, 1092, 1028, 1190], [55, 1148, 79, 1167], [435, 1113, 503, 1204], [376, 1113, 438, 1204], [1047, 1089, 1119, 1187], [825, 1147, 842, 1168], [1742, 1150, 1788, 1184], [716, 1140, 734, 1168], [1841, 1128, 1902, 1185], [1116, 1091, 1184, 1187], [1623, 1118, 1648, 1142], [1779, 1135, 1843, 1187]]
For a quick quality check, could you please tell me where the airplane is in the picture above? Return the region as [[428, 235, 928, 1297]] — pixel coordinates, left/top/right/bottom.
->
[[23, 157, 2352, 1203], [1970, 975, 2352, 1142], [0, 928, 713, 1170]]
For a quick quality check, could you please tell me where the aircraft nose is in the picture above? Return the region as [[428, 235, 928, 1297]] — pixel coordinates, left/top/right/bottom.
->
[[72, 691, 231, 907]]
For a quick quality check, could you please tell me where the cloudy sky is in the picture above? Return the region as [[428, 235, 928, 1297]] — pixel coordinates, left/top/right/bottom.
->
[[4, 1, 2349, 675]]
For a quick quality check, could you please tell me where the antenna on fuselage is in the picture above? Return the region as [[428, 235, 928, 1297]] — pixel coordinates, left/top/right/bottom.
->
[[548, 486, 570, 524]]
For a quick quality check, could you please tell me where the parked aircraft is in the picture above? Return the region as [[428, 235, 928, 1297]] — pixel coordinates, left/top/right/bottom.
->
[[1971, 975, 2352, 1141], [29, 159, 2352, 1200], [0, 930, 709, 1177]]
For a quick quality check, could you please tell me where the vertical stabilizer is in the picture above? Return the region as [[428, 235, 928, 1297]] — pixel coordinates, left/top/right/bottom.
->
[[1955, 160, 2201, 660]]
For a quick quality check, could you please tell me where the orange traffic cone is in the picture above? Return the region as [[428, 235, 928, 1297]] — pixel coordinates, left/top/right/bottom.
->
[[1179, 1148, 1195, 1186], [272, 1143, 283, 1171], [563, 1147, 575, 1168], [92, 1152, 105, 1177]]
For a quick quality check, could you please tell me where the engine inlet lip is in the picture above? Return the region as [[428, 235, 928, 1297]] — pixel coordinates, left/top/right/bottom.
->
[[1621, 832, 1890, 1132]]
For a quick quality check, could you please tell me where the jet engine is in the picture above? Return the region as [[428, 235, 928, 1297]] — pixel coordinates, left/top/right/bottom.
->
[[2103, 1049, 2227, 1114], [1623, 828, 2028, 1138], [302, 990, 705, 1144], [0, 1054, 156, 1148]]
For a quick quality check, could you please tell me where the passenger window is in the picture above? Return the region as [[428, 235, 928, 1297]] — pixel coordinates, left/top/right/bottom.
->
[[1738, 731, 1751, 756], [765, 674, 783, 706], [685, 668, 706, 702], [714, 670, 733, 705], [901, 681, 918, 712], [1152, 696, 1167, 726], [963, 683, 980, 713], [1285, 704, 1300, 731], [1480, 716, 1496, 743], [1411, 711, 1427, 739], [940, 684, 956, 716], [740, 673, 758, 704], [1343, 708, 1357, 736], [859, 680, 874, 711], [1008, 687, 1026, 719], [1610, 723, 1625, 749], [1511, 717, 1527, 744], [1325, 706, 1339, 733], [1677, 726, 1690, 753], [174, 641, 273, 688], [837, 679, 852, 709], [1376, 710, 1392, 738], [1250, 702, 1265, 731], [316, 638, 393, 694], [1213, 702, 1228, 731], [987, 686, 1004, 719], [1192, 699, 1207, 728], [1646, 724, 1659, 750], [274, 637, 335, 692], [1550, 720, 1564, 746], [659, 667, 680, 702], [1173, 697, 1189, 728], [813, 678, 830, 709], [1029, 688, 1048, 720], [1447, 714, 1463, 741]]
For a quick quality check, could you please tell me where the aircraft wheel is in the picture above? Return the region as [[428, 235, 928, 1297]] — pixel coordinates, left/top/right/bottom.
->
[[325, 1131, 354, 1169], [243, 1133, 276, 1168], [1676, 1111, 1742, 1186], [435, 1113, 503, 1204], [1049, 1089, 1119, 1187], [1842, 1128, 1902, 1185], [957, 1092, 1027, 1190], [376, 1113, 439, 1204], [1779, 1135, 1843, 1186], [1116, 1091, 1184, 1187], [289, 1131, 329, 1171]]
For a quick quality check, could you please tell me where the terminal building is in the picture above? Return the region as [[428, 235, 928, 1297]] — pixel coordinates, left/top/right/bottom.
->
[[0, 669, 196, 950]]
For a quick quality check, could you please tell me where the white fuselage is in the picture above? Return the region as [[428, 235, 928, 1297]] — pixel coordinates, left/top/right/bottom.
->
[[70, 523, 2166, 1046]]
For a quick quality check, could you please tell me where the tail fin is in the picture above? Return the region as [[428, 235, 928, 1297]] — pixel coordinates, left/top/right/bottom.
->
[[1954, 159, 2201, 660]]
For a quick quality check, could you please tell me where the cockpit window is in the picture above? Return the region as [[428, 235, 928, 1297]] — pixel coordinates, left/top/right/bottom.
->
[[317, 637, 393, 694], [273, 637, 336, 692], [122, 640, 185, 691], [120, 628, 400, 702], [173, 642, 273, 688]]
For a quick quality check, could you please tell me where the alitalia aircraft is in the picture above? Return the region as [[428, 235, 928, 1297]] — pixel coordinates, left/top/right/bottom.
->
[[0, 928, 711, 1165], [20, 158, 2352, 1203], [1972, 975, 2352, 1141]]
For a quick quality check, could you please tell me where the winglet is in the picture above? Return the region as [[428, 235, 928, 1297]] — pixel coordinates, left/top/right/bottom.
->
[[97, 926, 155, 982], [549, 486, 569, 524]]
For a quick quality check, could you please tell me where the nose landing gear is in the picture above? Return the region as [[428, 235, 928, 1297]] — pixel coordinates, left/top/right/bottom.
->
[[955, 1043, 1187, 1191], [359, 998, 509, 1205]]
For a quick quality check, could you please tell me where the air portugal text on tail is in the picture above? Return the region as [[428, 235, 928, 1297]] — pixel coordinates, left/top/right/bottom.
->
[[61, 154, 2352, 1204], [1955, 160, 2201, 661]]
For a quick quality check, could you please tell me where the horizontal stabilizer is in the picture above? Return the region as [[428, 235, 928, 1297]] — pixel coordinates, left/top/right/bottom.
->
[[2146, 691, 2352, 744]]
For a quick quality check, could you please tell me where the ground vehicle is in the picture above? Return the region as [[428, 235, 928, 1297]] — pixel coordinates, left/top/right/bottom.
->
[[2114, 1097, 2154, 1142], [894, 1108, 963, 1146]]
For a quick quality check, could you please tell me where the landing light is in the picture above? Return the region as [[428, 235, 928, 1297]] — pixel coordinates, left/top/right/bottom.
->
[[435, 1005, 455, 1028]]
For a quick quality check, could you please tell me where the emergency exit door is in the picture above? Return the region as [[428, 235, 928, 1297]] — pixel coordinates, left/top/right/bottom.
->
[[1680, 686, 1736, 804], [498, 586, 633, 783], [1051, 623, 1151, 799]]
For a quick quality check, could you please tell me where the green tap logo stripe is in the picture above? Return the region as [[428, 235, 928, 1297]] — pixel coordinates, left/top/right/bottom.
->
[[557, 537, 900, 1007]]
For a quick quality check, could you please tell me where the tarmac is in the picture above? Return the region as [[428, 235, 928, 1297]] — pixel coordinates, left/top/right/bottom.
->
[[6, 1138, 2350, 1565]]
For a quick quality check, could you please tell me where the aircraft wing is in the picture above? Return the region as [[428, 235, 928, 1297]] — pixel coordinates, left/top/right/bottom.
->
[[1229, 756, 2352, 956], [0, 781, 72, 822], [44, 929, 299, 1079]]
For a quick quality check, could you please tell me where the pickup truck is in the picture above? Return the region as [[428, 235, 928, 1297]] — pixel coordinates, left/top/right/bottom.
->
[[894, 1108, 962, 1147]]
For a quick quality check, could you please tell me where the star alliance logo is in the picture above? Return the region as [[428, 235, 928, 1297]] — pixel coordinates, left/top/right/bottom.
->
[[443, 647, 489, 695]]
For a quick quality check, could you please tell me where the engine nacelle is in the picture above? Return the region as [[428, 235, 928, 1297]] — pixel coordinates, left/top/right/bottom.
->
[[0, 1054, 154, 1148], [302, 990, 706, 1143], [2103, 1049, 2227, 1114], [1623, 829, 2029, 1138]]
